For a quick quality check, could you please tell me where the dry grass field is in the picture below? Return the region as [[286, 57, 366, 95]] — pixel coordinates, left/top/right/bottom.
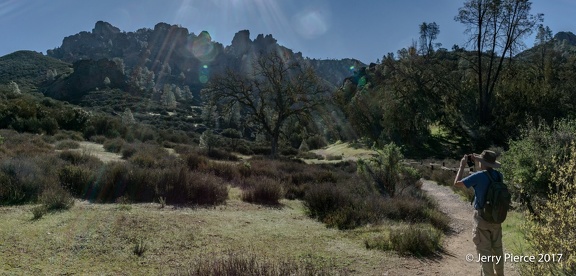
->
[[0, 194, 413, 275]]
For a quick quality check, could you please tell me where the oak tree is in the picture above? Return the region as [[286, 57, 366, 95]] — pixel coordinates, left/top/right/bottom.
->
[[202, 51, 329, 158]]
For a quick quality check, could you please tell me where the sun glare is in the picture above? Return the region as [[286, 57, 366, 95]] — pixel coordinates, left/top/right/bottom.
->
[[293, 9, 329, 39]]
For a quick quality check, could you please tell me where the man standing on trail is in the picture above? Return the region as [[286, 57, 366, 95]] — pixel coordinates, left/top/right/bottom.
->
[[454, 150, 504, 276]]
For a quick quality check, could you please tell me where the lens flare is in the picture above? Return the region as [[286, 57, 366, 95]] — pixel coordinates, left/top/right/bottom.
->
[[187, 31, 219, 63], [199, 64, 209, 83], [293, 9, 329, 39]]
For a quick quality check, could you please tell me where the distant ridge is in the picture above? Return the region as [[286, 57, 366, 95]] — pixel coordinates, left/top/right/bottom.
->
[[0, 50, 72, 91], [46, 21, 363, 92]]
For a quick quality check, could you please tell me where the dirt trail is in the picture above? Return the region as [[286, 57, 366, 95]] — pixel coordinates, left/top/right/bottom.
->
[[388, 180, 517, 275]]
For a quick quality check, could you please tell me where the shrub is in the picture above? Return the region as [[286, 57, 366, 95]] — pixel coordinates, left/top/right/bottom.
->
[[187, 172, 229, 205], [184, 152, 209, 171], [306, 135, 327, 150], [284, 184, 308, 200], [128, 144, 180, 169], [54, 130, 84, 141], [58, 151, 101, 166], [303, 183, 357, 227], [173, 144, 196, 155], [31, 205, 47, 220], [206, 162, 241, 183], [39, 117, 59, 135], [221, 128, 242, 139], [124, 167, 158, 202], [186, 250, 344, 276], [129, 152, 157, 168], [251, 145, 271, 156], [55, 139, 80, 150], [39, 185, 74, 211], [521, 143, 576, 275], [1, 133, 53, 156], [88, 162, 130, 202], [121, 144, 137, 159], [381, 196, 429, 222], [0, 158, 44, 204], [452, 185, 475, 203], [158, 168, 228, 206], [241, 177, 283, 205], [89, 135, 107, 144], [500, 119, 576, 204], [430, 169, 455, 186], [207, 148, 239, 161], [296, 151, 324, 160], [58, 165, 92, 197], [325, 154, 343, 161], [103, 138, 125, 153], [426, 209, 451, 232], [280, 147, 298, 156], [365, 224, 442, 257], [322, 205, 366, 230], [290, 171, 316, 185], [357, 142, 403, 197]]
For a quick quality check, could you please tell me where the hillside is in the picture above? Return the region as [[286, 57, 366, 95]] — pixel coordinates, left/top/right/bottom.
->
[[0, 51, 72, 92], [516, 31, 576, 60]]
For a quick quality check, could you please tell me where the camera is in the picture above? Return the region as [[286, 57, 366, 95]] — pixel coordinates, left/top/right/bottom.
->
[[466, 155, 474, 167]]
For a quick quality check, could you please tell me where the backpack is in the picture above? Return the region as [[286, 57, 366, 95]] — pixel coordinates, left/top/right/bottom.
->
[[480, 170, 511, 224]]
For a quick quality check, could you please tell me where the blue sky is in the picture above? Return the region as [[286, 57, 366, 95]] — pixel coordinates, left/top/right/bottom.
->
[[1, 0, 574, 64]]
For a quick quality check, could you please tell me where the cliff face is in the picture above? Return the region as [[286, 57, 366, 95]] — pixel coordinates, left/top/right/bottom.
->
[[46, 21, 362, 93], [42, 58, 128, 101]]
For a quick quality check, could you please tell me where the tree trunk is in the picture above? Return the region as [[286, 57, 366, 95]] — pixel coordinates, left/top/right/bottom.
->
[[270, 133, 279, 159]]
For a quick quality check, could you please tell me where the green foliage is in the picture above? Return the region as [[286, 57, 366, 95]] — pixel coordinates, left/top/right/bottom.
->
[[0, 92, 90, 134], [522, 142, 576, 275], [357, 142, 404, 197], [500, 119, 576, 202], [132, 238, 148, 257], [0, 50, 72, 92], [456, 0, 543, 133], [31, 205, 48, 220]]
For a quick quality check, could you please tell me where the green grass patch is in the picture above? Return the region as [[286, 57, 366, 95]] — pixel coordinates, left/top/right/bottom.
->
[[501, 211, 530, 255]]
